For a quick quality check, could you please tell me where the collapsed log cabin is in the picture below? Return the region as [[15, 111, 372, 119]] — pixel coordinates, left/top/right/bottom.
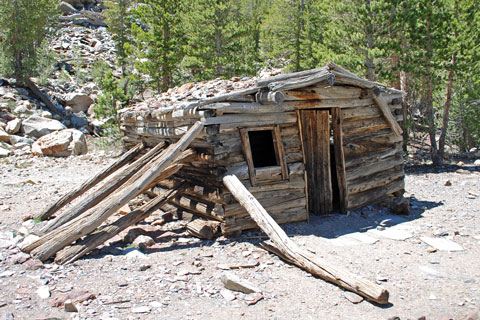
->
[[119, 62, 405, 234]]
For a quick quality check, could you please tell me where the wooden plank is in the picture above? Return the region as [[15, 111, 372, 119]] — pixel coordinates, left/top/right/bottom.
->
[[256, 66, 329, 86], [343, 135, 402, 160], [347, 166, 404, 195], [170, 194, 224, 219], [202, 112, 297, 126], [347, 178, 405, 210], [268, 71, 335, 91], [186, 219, 221, 239], [284, 85, 362, 101], [222, 174, 390, 305], [346, 154, 404, 182], [224, 192, 306, 217], [332, 108, 347, 213], [373, 93, 403, 137], [273, 125, 288, 180], [239, 128, 256, 186], [36, 143, 144, 221], [38, 142, 167, 234], [54, 184, 186, 264], [26, 122, 204, 261]]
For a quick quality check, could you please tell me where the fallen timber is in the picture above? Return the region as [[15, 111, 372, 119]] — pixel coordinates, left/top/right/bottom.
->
[[223, 174, 389, 305], [35, 143, 145, 222], [23, 121, 204, 262]]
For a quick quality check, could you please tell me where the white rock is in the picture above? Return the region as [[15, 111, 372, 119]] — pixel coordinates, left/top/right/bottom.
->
[[221, 273, 261, 294], [131, 306, 151, 314], [124, 248, 147, 261], [0, 127, 10, 142], [9, 135, 34, 146], [31, 128, 87, 157], [36, 285, 50, 299], [22, 116, 66, 138], [5, 119, 21, 134], [65, 93, 94, 113], [40, 111, 52, 119], [0, 145, 11, 157], [474, 159, 480, 166], [420, 237, 464, 251]]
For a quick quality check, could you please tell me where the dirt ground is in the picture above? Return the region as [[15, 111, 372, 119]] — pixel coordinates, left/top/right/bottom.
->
[[0, 139, 479, 320]]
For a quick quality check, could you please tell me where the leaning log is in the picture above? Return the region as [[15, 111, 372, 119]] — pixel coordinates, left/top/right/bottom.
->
[[36, 143, 144, 221], [222, 174, 389, 305], [26, 122, 204, 261], [54, 183, 187, 265], [39, 142, 166, 234]]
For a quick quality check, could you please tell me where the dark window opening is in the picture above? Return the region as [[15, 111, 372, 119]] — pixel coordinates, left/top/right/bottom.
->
[[248, 130, 278, 168]]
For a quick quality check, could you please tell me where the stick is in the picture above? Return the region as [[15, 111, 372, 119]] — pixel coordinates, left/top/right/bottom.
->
[[54, 183, 187, 264], [222, 174, 389, 305], [36, 143, 144, 221]]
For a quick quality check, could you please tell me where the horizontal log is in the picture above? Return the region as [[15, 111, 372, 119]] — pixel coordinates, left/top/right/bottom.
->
[[346, 154, 404, 182], [186, 219, 221, 239], [347, 165, 404, 195], [342, 116, 390, 135], [343, 135, 402, 160], [256, 66, 329, 86], [342, 104, 400, 121], [255, 90, 285, 104], [284, 85, 362, 101], [221, 207, 308, 234], [202, 112, 297, 126], [345, 148, 402, 169], [347, 178, 405, 210], [268, 71, 335, 91], [225, 193, 306, 218], [227, 162, 304, 181], [170, 194, 224, 219]]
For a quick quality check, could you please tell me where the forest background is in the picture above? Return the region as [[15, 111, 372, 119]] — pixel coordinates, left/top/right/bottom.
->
[[1, 0, 479, 165]]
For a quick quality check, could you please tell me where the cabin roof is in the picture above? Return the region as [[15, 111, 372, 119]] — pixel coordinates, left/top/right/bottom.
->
[[118, 62, 403, 118]]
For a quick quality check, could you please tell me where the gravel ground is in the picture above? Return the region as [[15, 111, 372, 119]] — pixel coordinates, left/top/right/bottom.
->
[[0, 141, 479, 320]]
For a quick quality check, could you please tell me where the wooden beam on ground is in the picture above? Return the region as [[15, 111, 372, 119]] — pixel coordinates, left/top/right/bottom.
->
[[25, 122, 204, 261], [222, 174, 389, 305], [373, 93, 403, 138], [38, 142, 166, 234], [54, 183, 187, 265], [36, 143, 144, 221]]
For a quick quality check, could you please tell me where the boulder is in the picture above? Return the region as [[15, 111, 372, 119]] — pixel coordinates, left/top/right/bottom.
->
[[32, 129, 87, 157], [5, 118, 21, 134], [0, 128, 9, 143], [9, 135, 34, 146], [59, 1, 78, 14], [65, 93, 94, 113], [22, 116, 66, 138]]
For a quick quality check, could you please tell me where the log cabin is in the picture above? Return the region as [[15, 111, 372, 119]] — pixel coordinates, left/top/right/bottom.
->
[[118, 62, 405, 235]]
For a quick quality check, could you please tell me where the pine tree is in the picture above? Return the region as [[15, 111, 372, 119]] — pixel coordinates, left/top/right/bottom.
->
[[0, 0, 58, 85], [131, 0, 186, 92]]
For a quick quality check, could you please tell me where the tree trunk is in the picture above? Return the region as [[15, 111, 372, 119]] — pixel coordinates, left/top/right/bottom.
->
[[24, 78, 61, 116], [437, 53, 456, 163]]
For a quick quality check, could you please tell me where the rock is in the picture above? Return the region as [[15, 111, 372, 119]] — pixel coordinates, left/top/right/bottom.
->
[[31, 128, 87, 157], [474, 159, 480, 166], [9, 135, 34, 146], [132, 235, 155, 250], [420, 237, 464, 251], [0, 145, 11, 157], [22, 116, 66, 138], [0, 128, 9, 142], [124, 248, 147, 260], [64, 299, 78, 312], [445, 180, 452, 186], [5, 118, 21, 134], [10, 252, 29, 264], [59, 1, 78, 14], [344, 291, 364, 304], [40, 111, 52, 119], [23, 259, 45, 270], [132, 306, 151, 314], [221, 273, 261, 294], [13, 105, 28, 114], [50, 290, 96, 307], [37, 285, 51, 299], [220, 289, 236, 301], [244, 292, 264, 305], [65, 93, 94, 113]]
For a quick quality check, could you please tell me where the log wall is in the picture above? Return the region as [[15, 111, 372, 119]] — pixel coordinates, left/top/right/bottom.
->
[[118, 82, 405, 234]]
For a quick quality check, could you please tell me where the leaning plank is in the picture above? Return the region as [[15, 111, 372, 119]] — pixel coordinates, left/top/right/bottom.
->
[[26, 122, 204, 261], [54, 183, 187, 265], [39, 142, 167, 235], [268, 71, 335, 92], [223, 174, 389, 305], [373, 93, 403, 137], [36, 143, 144, 222]]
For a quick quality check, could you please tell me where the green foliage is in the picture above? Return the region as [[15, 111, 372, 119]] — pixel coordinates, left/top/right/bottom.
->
[[0, 0, 59, 85], [130, 0, 186, 92]]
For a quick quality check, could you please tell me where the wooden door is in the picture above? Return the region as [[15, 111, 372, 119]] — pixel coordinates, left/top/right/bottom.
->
[[299, 110, 333, 215]]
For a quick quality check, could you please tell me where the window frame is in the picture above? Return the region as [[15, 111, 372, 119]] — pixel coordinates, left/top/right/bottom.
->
[[239, 125, 288, 186]]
